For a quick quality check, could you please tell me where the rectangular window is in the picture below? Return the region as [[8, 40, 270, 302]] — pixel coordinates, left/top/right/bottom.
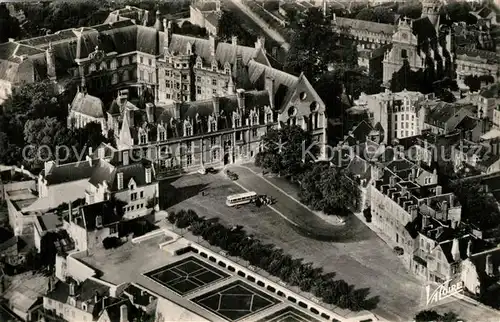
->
[[236, 131, 241, 141], [182, 75, 187, 80], [140, 191, 144, 199], [148, 59, 152, 66], [395, 123, 397, 130], [187, 155, 192, 165], [182, 85, 187, 90], [140, 70, 144, 80], [166, 70, 170, 77], [196, 76, 201, 82], [212, 78, 217, 86], [210, 137, 216, 145], [395, 115, 398, 121], [166, 93, 171, 99], [166, 80, 171, 88], [131, 192, 138, 201], [406, 114, 409, 120], [140, 57, 144, 64], [212, 89, 217, 94], [197, 86, 201, 94], [252, 128, 258, 137], [266, 113, 272, 123]]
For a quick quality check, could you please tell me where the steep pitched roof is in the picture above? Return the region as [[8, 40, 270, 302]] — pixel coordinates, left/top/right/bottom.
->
[[71, 92, 105, 118], [456, 46, 500, 64], [88, 158, 153, 191]]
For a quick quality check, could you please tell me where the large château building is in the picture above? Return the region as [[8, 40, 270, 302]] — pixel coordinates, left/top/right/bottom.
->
[[0, 5, 327, 176]]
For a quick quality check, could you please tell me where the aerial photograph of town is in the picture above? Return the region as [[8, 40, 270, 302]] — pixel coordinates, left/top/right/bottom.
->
[[0, 0, 499, 321]]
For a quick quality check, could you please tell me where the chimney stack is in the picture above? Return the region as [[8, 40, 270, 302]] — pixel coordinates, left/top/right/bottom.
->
[[146, 103, 155, 123], [209, 35, 217, 56], [442, 200, 449, 220], [231, 36, 238, 46], [120, 304, 128, 322], [422, 214, 428, 229], [94, 291, 99, 303], [486, 254, 493, 276], [68, 201, 73, 224], [236, 89, 245, 111], [145, 167, 152, 184], [389, 175, 395, 187], [173, 101, 181, 119], [265, 77, 274, 107], [95, 215, 103, 228], [435, 185, 442, 196]]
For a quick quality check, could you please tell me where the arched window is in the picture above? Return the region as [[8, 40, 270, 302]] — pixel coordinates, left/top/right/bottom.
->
[[122, 70, 129, 82]]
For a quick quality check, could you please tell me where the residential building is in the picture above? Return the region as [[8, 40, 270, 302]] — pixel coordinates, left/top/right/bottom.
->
[[67, 92, 107, 133], [355, 89, 427, 143], [421, 101, 477, 135], [455, 47, 500, 86], [461, 247, 500, 298]]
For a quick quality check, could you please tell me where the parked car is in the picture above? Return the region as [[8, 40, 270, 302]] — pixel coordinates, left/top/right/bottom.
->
[[225, 170, 239, 180], [206, 167, 217, 174], [197, 168, 207, 175]]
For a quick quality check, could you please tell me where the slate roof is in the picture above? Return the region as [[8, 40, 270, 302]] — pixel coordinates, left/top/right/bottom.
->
[[44, 160, 98, 185], [77, 200, 121, 231], [124, 284, 156, 307], [456, 46, 500, 64], [469, 247, 500, 282], [439, 236, 491, 264], [411, 17, 437, 46], [455, 116, 478, 132], [71, 92, 105, 118], [194, 1, 218, 12], [102, 299, 144, 322], [333, 17, 396, 35]]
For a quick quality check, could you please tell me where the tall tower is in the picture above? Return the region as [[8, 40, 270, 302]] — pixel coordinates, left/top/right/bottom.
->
[[421, 0, 442, 30]]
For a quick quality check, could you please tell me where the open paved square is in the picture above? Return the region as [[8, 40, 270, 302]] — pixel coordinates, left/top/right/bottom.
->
[[193, 280, 281, 321], [145, 256, 229, 296]]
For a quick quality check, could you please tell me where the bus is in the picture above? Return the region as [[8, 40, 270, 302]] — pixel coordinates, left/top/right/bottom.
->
[[226, 191, 257, 207]]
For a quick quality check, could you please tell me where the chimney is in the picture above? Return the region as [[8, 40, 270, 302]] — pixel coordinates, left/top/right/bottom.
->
[[8, 38, 15, 42], [102, 296, 107, 311], [95, 215, 103, 228], [123, 150, 129, 166], [120, 304, 128, 322], [389, 175, 395, 187], [163, 18, 167, 31], [216, 0, 221, 11], [467, 239, 472, 257], [332, 12, 336, 22], [173, 101, 181, 119], [451, 238, 460, 262], [422, 214, 428, 229], [212, 95, 220, 116], [231, 36, 238, 46], [127, 109, 135, 128], [145, 167, 152, 184], [236, 89, 245, 111], [209, 35, 217, 56], [411, 167, 416, 180], [442, 200, 449, 220], [146, 103, 155, 123], [435, 185, 442, 195], [94, 291, 99, 303], [69, 282, 76, 297], [486, 254, 493, 276]]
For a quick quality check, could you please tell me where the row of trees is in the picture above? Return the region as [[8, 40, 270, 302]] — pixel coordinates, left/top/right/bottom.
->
[[172, 21, 208, 38], [168, 209, 376, 311], [0, 81, 111, 173]]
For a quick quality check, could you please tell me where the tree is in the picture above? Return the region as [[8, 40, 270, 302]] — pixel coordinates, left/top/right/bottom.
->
[[449, 179, 500, 230], [415, 310, 461, 322], [257, 125, 316, 179], [373, 7, 395, 24], [397, 3, 422, 19], [284, 8, 339, 81], [0, 3, 20, 43]]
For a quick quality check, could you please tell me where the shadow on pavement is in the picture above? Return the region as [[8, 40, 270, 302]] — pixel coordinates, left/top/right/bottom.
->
[[159, 182, 209, 209]]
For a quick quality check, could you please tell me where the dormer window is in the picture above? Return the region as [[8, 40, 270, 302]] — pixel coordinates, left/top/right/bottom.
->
[[266, 112, 272, 123], [187, 43, 192, 55], [224, 62, 230, 74], [100, 61, 107, 70], [234, 116, 240, 127], [110, 59, 117, 70], [122, 57, 129, 66], [196, 57, 202, 68], [252, 113, 258, 125], [159, 129, 166, 141], [185, 124, 192, 136], [82, 303, 87, 311], [89, 63, 96, 73], [211, 121, 217, 132]]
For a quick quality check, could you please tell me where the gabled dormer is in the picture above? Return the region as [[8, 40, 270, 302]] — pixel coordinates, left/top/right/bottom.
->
[[138, 127, 148, 145], [196, 56, 202, 69], [211, 58, 218, 72], [224, 62, 231, 74], [232, 111, 241, 128], [208, 114, 217, 132], [250, 108, 259, 126], [186, 42, 193, 56], [183, 117, 193, 136]]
